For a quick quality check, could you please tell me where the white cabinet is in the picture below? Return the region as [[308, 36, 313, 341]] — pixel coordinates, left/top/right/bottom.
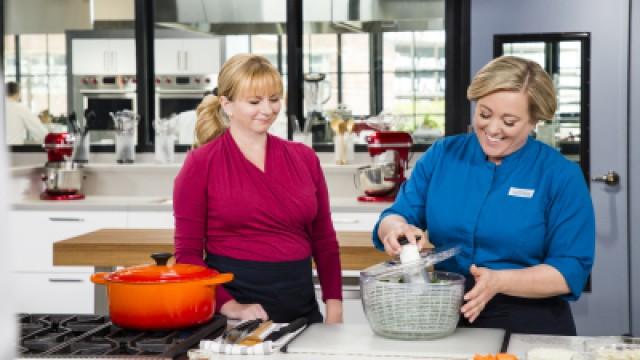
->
[[127, 210, 174, 229], [9, 210, 127, 272], [9, 209, 127, 314], [72, 39, 136, 75], [12, 272, 94, 314], [155, 38, 221, 75], [331, 212, 378, 232]]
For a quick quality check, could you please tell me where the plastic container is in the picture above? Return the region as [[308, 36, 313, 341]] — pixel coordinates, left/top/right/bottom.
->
[[115, 133, 136, 163]]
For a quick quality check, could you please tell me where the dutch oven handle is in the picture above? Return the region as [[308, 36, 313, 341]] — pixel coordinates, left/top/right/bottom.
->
[[151, 252, 173, 266], [200, 273, 234, 286], [90, 272, 109, 284]]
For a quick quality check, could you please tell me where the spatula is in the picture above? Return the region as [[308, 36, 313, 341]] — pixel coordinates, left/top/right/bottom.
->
[[238, 320, 273, 346]]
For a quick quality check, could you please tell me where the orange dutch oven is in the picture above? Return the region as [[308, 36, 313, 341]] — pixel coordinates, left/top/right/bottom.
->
[[91, 253, 233, 330]]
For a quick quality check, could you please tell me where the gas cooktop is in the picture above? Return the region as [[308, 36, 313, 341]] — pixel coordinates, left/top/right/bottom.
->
[[17, 313, 227, 359]]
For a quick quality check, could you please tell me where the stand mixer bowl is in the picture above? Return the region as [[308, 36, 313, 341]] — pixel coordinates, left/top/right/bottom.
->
[[42, 162, 85, 194], [355, 163, 397, 196]]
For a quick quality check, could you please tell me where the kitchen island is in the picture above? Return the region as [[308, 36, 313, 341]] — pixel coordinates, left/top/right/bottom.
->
[[53, 228, 389, 322], [53, 228, 388, 270]]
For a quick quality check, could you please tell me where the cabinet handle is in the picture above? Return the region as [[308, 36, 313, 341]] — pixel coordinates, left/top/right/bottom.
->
[[177, 51, 181, 70], [48, 278, 83, 283], [333, 218, 360, 224], [48, 217, 85, 222]]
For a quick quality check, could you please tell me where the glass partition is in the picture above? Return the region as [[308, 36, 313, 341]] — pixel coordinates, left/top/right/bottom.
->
[[154, 0, 288, 146], [495, 33, 590, 179], [3, 0, 136, 146], [302, 0, 446, 147]]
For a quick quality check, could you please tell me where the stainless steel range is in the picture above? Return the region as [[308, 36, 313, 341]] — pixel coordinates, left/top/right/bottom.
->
[[72, 75, 137, 145], [17, 314, 226, 359], [155, 75, 213, 120]]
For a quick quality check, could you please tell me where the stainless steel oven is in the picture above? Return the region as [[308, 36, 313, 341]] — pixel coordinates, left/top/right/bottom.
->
[[155, 75, 213, 144], [73, 75, 137, 144]]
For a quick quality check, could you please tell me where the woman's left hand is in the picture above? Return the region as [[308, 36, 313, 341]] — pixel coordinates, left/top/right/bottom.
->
[[461, 265, 503, 323], [324, 299, 343, 324]]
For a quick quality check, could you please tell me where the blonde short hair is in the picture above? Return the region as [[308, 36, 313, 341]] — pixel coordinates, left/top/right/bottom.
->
[[194, 54, 284, 147], [467, 56, 557, 124]]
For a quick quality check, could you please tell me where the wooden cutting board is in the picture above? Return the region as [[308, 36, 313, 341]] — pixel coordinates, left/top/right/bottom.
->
[[285, 324, 506, 358]]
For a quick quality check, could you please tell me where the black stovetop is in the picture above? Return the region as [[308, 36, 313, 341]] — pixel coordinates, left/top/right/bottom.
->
[[17, 313, 226, 359]]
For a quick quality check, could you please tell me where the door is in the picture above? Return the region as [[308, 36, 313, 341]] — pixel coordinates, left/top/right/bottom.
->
[[496, 32, 629, 336]]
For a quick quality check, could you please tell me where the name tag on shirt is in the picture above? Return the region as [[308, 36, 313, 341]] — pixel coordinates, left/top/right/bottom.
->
[[508, 187, 535, 198]]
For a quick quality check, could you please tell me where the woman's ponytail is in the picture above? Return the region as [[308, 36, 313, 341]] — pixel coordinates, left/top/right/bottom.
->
[[193, 94, 227, 147]]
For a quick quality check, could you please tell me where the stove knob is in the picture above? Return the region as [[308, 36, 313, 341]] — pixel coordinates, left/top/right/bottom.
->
[[91, 78, 98, 85], [165, 77, 172, 84], [155, 77, 160, 84], [194, 77, 201, 83], [81, 78, 88, 85], [132, 77, 137, 84], [204, 78, 211, 84]]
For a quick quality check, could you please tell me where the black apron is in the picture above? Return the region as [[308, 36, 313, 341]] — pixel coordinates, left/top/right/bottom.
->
[[206, 253, 323, 324], [458, 277, 576, 335]]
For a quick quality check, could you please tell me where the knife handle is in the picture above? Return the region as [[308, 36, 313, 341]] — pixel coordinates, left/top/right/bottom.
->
[[264, 317, 308, 342], [238, 320, 273, 346]]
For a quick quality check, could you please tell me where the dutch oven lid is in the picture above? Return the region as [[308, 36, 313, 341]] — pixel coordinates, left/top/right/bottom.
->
[[106, 253, 220, 283]]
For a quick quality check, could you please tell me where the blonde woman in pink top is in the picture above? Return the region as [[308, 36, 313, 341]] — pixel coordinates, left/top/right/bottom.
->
[[173, 54, 343, 324]]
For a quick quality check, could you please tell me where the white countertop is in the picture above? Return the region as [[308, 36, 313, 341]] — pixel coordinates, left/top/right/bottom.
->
[[11, 195, 388, 213]]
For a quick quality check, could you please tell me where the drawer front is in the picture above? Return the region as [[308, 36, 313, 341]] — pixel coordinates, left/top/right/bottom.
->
[[10, 210, 127, 272], [331, 212, 379, 232], [12, 272, 94, 314]]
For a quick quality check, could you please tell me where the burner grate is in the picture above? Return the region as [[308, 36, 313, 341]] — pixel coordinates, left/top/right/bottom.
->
[[17, 314, 227, 359]]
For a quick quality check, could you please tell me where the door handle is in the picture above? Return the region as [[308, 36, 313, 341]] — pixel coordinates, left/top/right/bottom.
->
[[592, 170, 620, 186], [48, 278, 83, 283], [48, 217, 85, 222]]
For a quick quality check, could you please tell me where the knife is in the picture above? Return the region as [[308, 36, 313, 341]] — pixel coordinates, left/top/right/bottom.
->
[[263, 317, 308, 342], [223, 319, 263, 344]]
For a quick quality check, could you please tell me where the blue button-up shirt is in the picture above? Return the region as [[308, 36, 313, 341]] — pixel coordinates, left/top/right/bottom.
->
[[372, 133, 595, 300]]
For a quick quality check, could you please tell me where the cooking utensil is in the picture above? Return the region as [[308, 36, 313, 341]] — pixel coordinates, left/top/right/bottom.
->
[[223, 319, 263, 344], [263, 317, 308, 342], [367, 245, 461, 280], [238, 320, 274, 346], [360, 269, 465, 340], [91, 253, 233, 330]]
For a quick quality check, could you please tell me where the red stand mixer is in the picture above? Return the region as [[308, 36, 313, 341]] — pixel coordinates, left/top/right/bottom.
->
[[356, 131, 413, 202], [41, 132, 85, 200]]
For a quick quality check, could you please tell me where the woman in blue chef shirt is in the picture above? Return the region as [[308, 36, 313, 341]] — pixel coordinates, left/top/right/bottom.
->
[[372, 56, 595, 335]]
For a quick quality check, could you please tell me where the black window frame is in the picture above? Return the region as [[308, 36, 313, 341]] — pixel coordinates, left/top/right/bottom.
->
[[493, 32, 591, 185], [4, 0, 471, 154]]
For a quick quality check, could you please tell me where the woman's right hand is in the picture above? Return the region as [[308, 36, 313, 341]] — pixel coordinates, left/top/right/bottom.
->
[[219, 300, 269, 321], [380, 222, 428, 257]]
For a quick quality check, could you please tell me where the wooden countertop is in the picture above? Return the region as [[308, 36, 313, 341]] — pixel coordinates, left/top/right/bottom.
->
[[53, 228, 389, 271]]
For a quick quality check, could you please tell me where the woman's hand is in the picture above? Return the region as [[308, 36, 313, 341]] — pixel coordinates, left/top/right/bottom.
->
[[380, 221, 428, 256], [461, 265, 503, 323], [219, 300, 269, 321], [324, 299, 343, 324]]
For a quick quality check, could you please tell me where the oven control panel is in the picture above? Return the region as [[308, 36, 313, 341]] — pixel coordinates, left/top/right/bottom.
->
[[76, 75, 137, 91], [155, 75, 214, 91]]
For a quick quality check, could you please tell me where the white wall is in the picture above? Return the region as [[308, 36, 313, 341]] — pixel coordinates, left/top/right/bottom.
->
[[471, 0, 631, 336], [1, 60, 18, 358], [629, 0, 640, 337]]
